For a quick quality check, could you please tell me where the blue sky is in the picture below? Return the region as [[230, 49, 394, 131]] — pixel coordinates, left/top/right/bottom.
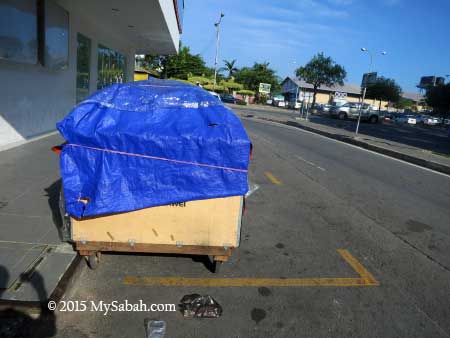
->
[[181, 0, 450, 93]]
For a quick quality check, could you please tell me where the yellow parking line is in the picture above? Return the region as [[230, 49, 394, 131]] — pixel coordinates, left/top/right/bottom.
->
[[337, 249, 379, 285], [264, 171, 282, 185], [123, 249, 379, 287]]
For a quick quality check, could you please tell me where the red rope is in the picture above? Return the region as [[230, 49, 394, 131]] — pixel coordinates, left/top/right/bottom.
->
[[66, 144, 248, 173]]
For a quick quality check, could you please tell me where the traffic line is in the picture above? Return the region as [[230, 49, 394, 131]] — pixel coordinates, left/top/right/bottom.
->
[[122, 249, 379, 287], [295, 155, 326, 171], [264, 171, 282, 185]]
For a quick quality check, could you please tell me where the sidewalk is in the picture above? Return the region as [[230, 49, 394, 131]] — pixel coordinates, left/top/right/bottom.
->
[[0, 133, 76, 304], [232, 104, 450, 175]]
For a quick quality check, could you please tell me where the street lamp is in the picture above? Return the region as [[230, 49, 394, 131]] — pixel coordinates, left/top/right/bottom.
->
[[355, 48, 387, 136], [213, 12, 225, 91]]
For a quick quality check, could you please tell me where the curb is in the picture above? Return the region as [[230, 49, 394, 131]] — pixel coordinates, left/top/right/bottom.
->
[[244, 115, 450, 176], [0, 255, 84, 314]]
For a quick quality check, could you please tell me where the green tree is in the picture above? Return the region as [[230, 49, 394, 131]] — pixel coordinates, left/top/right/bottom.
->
[[394, 97, 415, 110], [235, 62, 280, 94], [426, 83, 450, 115], [143, 45, 207, 79], [187, 76, 212, 85], [220, 59, 238, 79], [295, 52, 346, 107], [220, 79, 243, 92], [365, 76, 402, 109]]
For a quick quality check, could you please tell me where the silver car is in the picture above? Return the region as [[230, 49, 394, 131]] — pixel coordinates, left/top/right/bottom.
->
[[330, 102, 380, 123]]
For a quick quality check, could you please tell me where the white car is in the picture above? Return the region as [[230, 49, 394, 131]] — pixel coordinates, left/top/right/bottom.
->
[[423, 116, 441, 126], [396, 115, 418, 125], [407, 117, 417, 125], [208, 91, 221, 101]]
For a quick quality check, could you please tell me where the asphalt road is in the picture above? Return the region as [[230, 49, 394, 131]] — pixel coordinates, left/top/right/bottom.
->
[[54, 117, 450, 338]]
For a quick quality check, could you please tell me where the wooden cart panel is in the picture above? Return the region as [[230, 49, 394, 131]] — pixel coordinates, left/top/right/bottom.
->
[[71, 196, 243, 248]]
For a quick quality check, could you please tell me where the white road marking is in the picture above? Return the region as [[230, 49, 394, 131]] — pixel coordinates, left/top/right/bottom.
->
[[295, 155, 326, 171], [243, 117, 450, 179]]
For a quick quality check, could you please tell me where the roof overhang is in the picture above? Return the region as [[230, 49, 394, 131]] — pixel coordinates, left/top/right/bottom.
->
[[60, 0, 180, 55]]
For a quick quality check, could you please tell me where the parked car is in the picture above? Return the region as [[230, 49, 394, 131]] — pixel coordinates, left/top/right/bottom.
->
[[275, 100, 286, 107], [396, 114, 421, 125], [330, 102, 380, 123], [383, 112, 398, 122], [422, 116, 441, 126], [220, 94, 237, 104], [272, 95, 286, 107], [287, 100, 301, 109], [320, 104, 333, 113], [208, 91, 222, 101]]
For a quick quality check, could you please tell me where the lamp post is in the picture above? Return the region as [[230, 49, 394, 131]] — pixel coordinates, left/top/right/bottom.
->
[[355, 48, 387, 136], [213, 12, 225, 91]]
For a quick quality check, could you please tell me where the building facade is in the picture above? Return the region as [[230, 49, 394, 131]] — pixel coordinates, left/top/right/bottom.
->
[[281, 77, 363, 106], [0, 0, 183, 149], [281, 77, 425, 111]]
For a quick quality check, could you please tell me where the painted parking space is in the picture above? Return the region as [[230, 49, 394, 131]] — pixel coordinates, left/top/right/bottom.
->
[[122, 249, 379, 287], [264, 171, 282, 185]]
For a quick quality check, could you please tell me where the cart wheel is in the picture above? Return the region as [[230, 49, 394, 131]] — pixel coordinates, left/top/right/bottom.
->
[[87, 253, 100, 270]]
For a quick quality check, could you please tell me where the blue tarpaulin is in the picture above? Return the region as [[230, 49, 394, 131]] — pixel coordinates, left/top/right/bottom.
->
[[57, 78, 251, 218]]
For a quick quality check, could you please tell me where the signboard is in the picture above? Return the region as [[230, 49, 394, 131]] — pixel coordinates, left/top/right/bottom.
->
[[299, 91, 313, 101], [361, 72, 377, 88], [418, 76, 445, 89], [418, 76, 436, 88], [334, 91, 347, 99], [259, 83, 271, 94]]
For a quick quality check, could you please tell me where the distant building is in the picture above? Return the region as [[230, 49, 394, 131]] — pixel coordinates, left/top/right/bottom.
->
[[281, 77, 361, 106], [281, 77, 425, 110], [134, 67, 160, 81]]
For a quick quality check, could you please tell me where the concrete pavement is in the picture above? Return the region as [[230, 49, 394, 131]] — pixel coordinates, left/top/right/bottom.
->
[[48, 117, 450, 338], [0, 133, 76, 304]]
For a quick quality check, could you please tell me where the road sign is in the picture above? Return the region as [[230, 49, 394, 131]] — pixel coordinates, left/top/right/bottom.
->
[[259, 83, 271, 94], [361, 72, 377, 88]]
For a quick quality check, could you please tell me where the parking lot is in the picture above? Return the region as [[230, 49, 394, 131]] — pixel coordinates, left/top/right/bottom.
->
[[40, 116, 450, 338], [240, 105, 450, 157]]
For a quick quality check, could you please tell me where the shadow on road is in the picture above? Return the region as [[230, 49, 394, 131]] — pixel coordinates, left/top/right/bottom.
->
[[44, 179, 68, 242], [0, 266, 57, 338]]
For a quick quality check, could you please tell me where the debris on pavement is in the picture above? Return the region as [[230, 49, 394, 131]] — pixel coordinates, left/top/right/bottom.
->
[[144, 319, 166, 338], [179, 294, 223, 318]]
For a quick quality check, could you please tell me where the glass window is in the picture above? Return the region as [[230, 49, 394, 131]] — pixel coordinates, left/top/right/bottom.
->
[[41, 0, 69, 70], [97, 44, 126, 90], [76, 33, 91, 103], [0, 0, 38, 64]]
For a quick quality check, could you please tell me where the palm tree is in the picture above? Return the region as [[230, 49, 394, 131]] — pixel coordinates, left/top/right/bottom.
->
[[220, 59, 238, 79]]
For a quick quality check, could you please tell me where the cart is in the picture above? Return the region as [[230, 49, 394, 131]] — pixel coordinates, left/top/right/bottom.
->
[[58, 183, 243, 273]]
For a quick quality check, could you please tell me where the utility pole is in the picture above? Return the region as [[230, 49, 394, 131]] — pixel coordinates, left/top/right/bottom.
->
[[213, 12, 224, 91], [356, 48, 386, 136]]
